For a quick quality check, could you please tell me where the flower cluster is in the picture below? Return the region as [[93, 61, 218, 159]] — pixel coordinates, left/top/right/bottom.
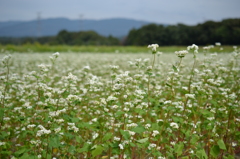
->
[[1, 54, 11, 66], [187, 44, 199, 54], [148, 44, 159, 54], [175, 50, 188, 58], [36, 125, 51, 137]]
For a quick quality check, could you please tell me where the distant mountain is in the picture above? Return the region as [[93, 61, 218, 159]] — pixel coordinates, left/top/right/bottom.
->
[[0, 18, 155, 38]]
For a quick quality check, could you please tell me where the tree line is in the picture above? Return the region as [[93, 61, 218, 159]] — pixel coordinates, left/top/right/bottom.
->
[[125, 18, 240, 46], [0, 18, 239, 46], [0, 30, 120, 46]]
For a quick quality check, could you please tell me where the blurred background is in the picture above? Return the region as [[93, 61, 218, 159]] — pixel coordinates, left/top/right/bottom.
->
[[0, 0, 240, 46]]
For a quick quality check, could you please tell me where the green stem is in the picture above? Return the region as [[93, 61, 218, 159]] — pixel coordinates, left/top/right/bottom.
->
[[147, 54, 156, 107], [182, 56, 197, 113], [152, 54, 156, 69], [188, 55, 197, 94], [46, 136, 49, 159], [178, 57, 183, 69]]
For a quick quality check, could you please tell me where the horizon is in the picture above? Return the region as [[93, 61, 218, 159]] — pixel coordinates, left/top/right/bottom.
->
[[0, 16, 238, 26]]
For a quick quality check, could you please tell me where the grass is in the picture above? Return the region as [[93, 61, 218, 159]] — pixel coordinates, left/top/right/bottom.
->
[[0, 44, 239, 159]]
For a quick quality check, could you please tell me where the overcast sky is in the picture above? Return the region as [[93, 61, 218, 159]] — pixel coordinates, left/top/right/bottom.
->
[[0, 0, 239, 25]]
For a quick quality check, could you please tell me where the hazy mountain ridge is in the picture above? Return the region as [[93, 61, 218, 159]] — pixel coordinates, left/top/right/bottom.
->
[[0, 17, 154, 37]]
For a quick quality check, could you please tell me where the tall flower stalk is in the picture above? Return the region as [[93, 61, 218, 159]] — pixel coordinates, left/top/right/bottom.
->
[[183, 44, 199, 114], [147, 44, 159, 107], [187, 44, 199, 94], [174, 50, 188, 71]]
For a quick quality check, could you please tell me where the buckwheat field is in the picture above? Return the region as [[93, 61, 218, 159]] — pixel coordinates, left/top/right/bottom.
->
[[0, 44, 239, 159]]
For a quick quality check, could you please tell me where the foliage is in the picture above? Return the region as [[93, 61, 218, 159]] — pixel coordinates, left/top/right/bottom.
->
[[53, 30, 119, 45], [125, 18, 240, 46], [0, 30, 120, 46]]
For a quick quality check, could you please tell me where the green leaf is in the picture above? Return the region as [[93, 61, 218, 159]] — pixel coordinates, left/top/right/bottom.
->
[[19, 153, 30, 159], [116, 111, 125, 116], [0, 131, 9, 140], [0, 108, 4, 119], [153, 151, 162, 156], [132, 126, 145, 134], [165, 82, 172, 88], [137, 137, 149, 143], [210, 145, 220, 158], [200, 109, 212, 116], [210, 100, 218, 106], [184, 130, 191, 138], [190, 135, 199, 144], [223, 155, 234, 159], [28, 155, 39, 159], [217, 139, 226, 150], [172, 64, 179, 72], [0, 151, 11, 155], [71, 117, 79, 123], [172, 116, 183, 123], [120, 129, 130, 140], [196, 149, 207, 159], [49, 136, 61, 148], [130, 142, 136, 147], [65, 132, 74, 139], [77, 143, 90, 153], [91, 145, 104, 158], [68, 145, 76, 154], [14, 148, 27, 157], [76, 136, 83, 143], [151, 123, 159, 130], [174, 142, 184, 156], [102, 133, 113, 141]]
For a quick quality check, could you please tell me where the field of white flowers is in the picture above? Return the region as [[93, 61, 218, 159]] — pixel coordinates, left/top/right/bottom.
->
[[0, 44, 239, 159]]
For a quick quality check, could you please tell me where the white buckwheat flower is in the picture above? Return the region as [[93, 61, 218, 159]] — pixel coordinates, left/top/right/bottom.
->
[[170, 122, 179, 129], [187, 44, 199, 51], [232, 142, 237, 147], [107, 95, 118, 101], [175, 50, 188, 58], [145, 123, 151, 129], [1, 54, 12, 66], [27, 124, 36, 128], [114, 137, 121, 141], [92, 132, 99, 140], [148, 44, 159, 54], [152, 130, 160, 137], [0, 142, 6, 146], [119, 143, 124, 150], [185, 94, 195, 99], [148, 143, 157, 150], [50, 52, 60, 61]]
